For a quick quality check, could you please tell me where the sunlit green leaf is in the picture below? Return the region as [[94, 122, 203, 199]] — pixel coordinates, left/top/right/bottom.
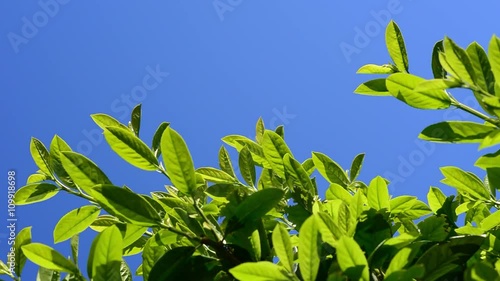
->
[[427, 187, 447, 213], [22, 243, 78, 274], [239, 146, 256, 187], [30, 138, 52, 176], [489, 35, 500, 95], [15, 183, 59, 205], [104, 126, 158, 171], [349, 153, 364, 182], [272, 224, 294, 272], [414, 79, 461, 92], [299, 216, 320, 281], [385, 247, 414, 276], [261, 130, 293, 179], [356, 64, 396, 74], [353, 78, 390, 96], [196, 167, 237, 184], [91, 113, 128, 131], [419, 121, 495, 143], [54, 205, 100, 243], [14, 227, 31, 277], [440, 166, 491, 200], [312, 152, 349, 187], [218, 146, 237, 179], [87, 225, 122, 281], [151, 122, 169, 158], [256, 117, 265, 144], [336, 236, 369, 281], [229, 261, 293, 281], [479, 130, 500, 150], [385, 20, 409, 73], [476, 149, 500, 169], [443, 37, 476, 85], [386, 73, 451, 109], [60, 151, 111, 194], [49, 135, 74, 186], [367, 176, 390, 211], [222, 135, 271, 168], [467, 42, 496, 94]]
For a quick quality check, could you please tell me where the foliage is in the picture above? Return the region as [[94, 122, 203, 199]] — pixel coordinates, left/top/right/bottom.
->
[[5, 21, 500, 280]]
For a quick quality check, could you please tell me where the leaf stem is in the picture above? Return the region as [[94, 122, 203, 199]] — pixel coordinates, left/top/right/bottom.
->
[[449, 94, 500, 127], [193, 199, 224, 241]]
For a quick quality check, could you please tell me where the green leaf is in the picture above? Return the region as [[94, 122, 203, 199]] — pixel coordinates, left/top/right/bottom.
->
[[367, 176, 390, 211], [315, 212, 342, 247], [141, 239, 166, 281], [161, 127, 197, 195], [385, 20, 409, 73], [385, 247, 413, 276], [431, 40, 446, 79], [149, 247, 221, 281], [418, 216, 449, 242], [239, 146, 256, 187], [386, 73, 451, 109], [87, 225, 122, 281], [299, 216, 320, 281], [104, 126, 159, 171], [356, 64, 396, 74], [151, 122, 170, 158], [232, 188, 284, 225], [27, 173, 47, 184], [30, 138, 52, 176], [256, 117, 265, 144], [130, 104, 141, 137], [14, 227, 32, 277], [15, 183, 59, 205], [480, 210, 500, 231], [21, 243, 78, 273], [275, 125, 285, 138], [489, 35, 500, 94], [91, 113, 128, 131], [480, 130, 500, 150], [413, 78, 461, 92], [427, 187, 447, 213], [284, 154, 314, 209], [468, 261, 500, 281], [441, 166, 491, 201], [336, 236, 370, 281], [390, 196, 431, 219], [60, 151, 111, 194], [120, 260, 133, 281], [467, 42, 496, 94], [229, 261, 294, 281], [261, 130, 293, 178], [49, 135, 74, 186], [419, 121, 495, 143], [89, 185, 162, 227], [272, 224, 294, 273], [53, 205, 100, 243], [326, 183, 351, 204], [353, 78, 390, 96], [349, 153, 364, 182], [475, 149, 500, 169], [443, 37, 476, 85], [196, 167, 237, 184], [70, 235, 78, 265], [312, 152, 349, 187], [222, 135, 271, 168], [219, 146, 237, 179]]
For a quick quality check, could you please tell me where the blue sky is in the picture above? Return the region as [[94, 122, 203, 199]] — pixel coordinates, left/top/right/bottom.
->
[[2, 1, 499, 279]]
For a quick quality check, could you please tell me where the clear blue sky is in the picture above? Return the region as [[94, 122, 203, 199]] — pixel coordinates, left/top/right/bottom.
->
[[2, 1, 499, 279]]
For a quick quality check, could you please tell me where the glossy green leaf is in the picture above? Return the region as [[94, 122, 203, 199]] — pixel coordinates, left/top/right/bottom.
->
[[89, 185, 162, 227], [104, 126, 158, 171], [467, 42, 496, 94], [151, 122, 169, 158], [312, 152, 349, 187], [479, 130, 500, 150], [356, 64, 396, 74], [385, 247, 413, 276], [419, 121, 495, 143], [91, 113, 128, 131], [196, 167, 237, 184], [30, 137, 52, 176], [386, 73, 451, 109], [15, 183, 59, 205], [489, 35, 500, 94], [54, 205, 100, 243], [239, 146, 256, 187], [367, 176, 390, 211], [414, 78, 461, 92], [161, 127, 197, 195], [256, 117, 265, 144], [49, 135, 74, 186], [261, 130, 293, 178], [385, 20, 408, 73], [336, 236, 369, 281], [326, 183, 351, 204], [21, 243, 78, 273], [218, 146, 237, 178], [272, 224, 294, 272], [299, 216, 320, 281], [229, 261, 293, 281], [349, 153, 364, 182], [233, 188, 284, 225], [15, 227, 32, 277], [353, 78, 390, 96], [222, 135, 271, 168], [60, 151, 111, 194], [441, 166, 490, 200], [87, 225, 122, 281], [390, 196, 431, 219], [475, 149, 500, 169], [130, 104, 141, 137], [27, 173, 47, 184], [443, 37, 476, 85], [427, 187, 447, 213], [431, 40, 446, 79]]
